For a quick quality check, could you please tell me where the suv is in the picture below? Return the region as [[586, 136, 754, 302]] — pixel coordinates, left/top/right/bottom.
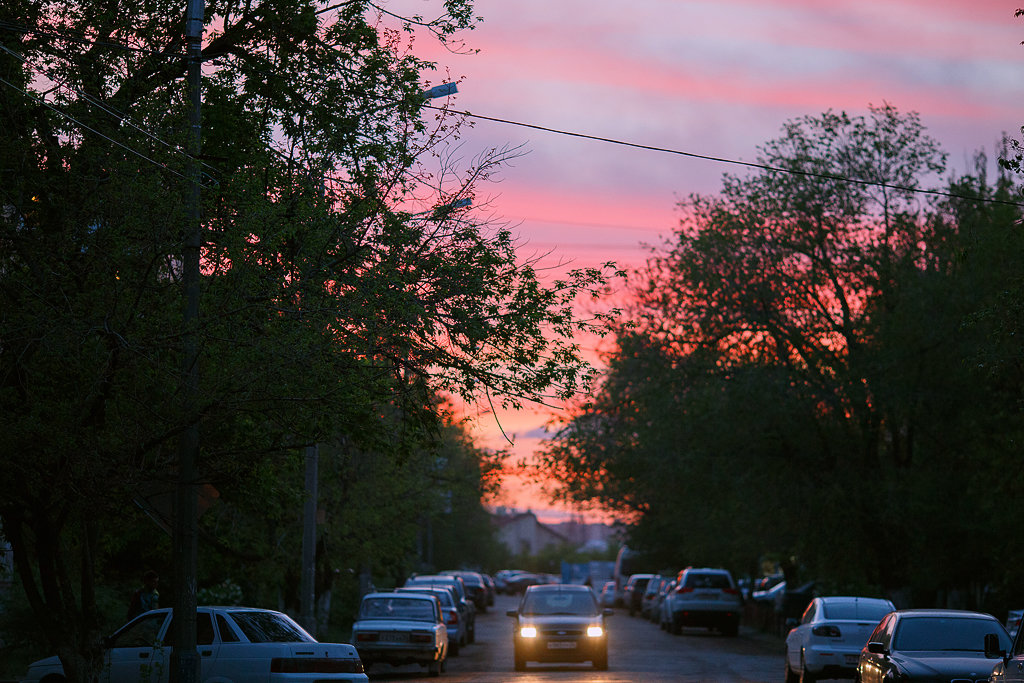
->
[[664, 567, 742, 636]]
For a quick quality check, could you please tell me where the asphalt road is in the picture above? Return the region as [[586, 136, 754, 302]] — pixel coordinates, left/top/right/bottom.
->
[[367, 592, 786, 682]]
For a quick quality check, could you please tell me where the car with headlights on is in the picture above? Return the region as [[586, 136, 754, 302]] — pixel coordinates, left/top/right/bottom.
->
[[506, 583, 612, 671], [857, 608, 1010, 683], [784, 596, 894, 682], [20, 606, 368, 683], [350, 592, 448, 677]]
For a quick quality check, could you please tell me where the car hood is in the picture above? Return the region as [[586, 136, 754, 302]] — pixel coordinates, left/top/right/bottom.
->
[[517, 614, 601, 627], [893, 652, 1000, 679]]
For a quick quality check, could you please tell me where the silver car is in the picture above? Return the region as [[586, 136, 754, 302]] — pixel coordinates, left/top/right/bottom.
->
[[351, 592, 448, 677], [663, 567, 743, 636]]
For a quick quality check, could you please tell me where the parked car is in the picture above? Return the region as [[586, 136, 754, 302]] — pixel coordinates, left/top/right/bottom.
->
[[641, 575, 667, 621], [350, 592, 448, 677], [504, 572, 544, 594], [989, 608, 1024, 682], [598, 580, 617, 607], [396, 586, 466, 655], [656, 579, 677, 628], [481, 573, 496, 606], [441, 570, 489, 613], [784, 596, 895, 682], [857, 609, 1011, 683], [623, 573, 655, 616], [507, 583, 612, 671], [663, 567, 742, 636], [1007, 609, 1024, 639], [20, 606, 368, 683], [404, 574, 475, 643]]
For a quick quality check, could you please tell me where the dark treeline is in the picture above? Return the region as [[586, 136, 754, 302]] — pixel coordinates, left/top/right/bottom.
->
[[540, 105, 1024, 614]]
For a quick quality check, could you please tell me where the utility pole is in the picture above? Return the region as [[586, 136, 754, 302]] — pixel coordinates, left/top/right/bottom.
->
[[300, 443, 318, 635], [172, 0, 203, 680]]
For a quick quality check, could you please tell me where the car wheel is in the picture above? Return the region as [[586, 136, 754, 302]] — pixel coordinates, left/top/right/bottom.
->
[[428, 657, 442, 677], [784, 656, 799, 683], [450, 639, 460, 656], [514, 647, 526, 672], [593, 647, 608, 670], [469, 623, 476, 644], [799, 654, 817, 683], [671, 616, 682, 635]]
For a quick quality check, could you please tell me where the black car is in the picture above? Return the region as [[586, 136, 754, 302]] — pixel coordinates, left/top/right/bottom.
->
[[857, 609, 1011, 683], [507, 584, 612, 671]]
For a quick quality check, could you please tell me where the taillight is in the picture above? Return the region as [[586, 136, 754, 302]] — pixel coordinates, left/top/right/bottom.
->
[[270, 658, 365, 674], [446, 610, 459, 625], [677, 587, 694, 593], [411, 631, 434, 643], [812, 625, 842, 638], [723, 588, 739, 595]]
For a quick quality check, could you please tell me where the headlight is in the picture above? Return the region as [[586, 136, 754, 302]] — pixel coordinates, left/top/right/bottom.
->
[[519, 626, 537, 638], [587, 625, 604, 637]]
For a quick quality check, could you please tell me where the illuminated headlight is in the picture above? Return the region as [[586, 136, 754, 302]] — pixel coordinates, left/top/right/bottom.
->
[[519, 626, 537, 638], [587, 625, 604, 637]]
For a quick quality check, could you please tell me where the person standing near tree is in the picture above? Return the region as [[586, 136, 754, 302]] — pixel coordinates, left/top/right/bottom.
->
[[127, 570, 159, 620]]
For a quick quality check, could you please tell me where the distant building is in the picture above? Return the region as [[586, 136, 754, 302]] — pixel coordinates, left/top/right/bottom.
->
[[492, 510, 568, 556]]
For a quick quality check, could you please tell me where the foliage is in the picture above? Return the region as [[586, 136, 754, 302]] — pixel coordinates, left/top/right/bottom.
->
[[539, 106, 1024, 603], [0, 0, 613, 679]]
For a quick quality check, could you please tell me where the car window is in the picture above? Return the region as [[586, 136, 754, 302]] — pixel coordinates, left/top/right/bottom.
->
[[683, 573, 732, 589], [162, 612, 216, 647], [823, 601, 892, 621], [227, 611, 314, 643], [894, 617, 1010, 652], [360, 597, 437, 622], [801, 601, 817, 625], [110, 613, 167, 648], [216, 614, 240, 643], [867, 613, 892, 647], [521, 591, 597, 616]]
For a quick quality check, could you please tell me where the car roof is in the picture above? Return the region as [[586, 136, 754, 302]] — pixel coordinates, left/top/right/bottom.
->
[[895, 609, 997, 619], [818, 596, 892, 605], [525, 583, 590, 593], [364, 591, 436, 601]]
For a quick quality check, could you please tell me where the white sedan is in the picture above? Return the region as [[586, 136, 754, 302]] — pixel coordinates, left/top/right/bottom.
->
[[21, 606, 368, 683], [784, 596, 894, 682]]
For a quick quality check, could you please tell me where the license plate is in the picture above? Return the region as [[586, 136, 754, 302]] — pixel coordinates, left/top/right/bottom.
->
[[547, 641, 577, 650], [696, 592, 717, 599], [380, 632, 408, 642], [845, 654, 859, 665]]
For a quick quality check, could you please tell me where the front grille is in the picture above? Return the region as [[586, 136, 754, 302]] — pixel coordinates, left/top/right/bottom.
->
[[540, 628, 582, 636]]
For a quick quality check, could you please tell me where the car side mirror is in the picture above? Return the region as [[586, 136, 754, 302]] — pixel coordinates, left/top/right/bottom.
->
[[506, 609, 518, 618], [985, 633, 1008, 660], [603, 608, 614, 618], [867, 641, 886, 655]]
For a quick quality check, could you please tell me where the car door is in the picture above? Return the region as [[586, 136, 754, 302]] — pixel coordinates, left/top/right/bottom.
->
[[151, 611, 220, 683], [1002, 621, 1024, 683], [104, 611, 170, 683]]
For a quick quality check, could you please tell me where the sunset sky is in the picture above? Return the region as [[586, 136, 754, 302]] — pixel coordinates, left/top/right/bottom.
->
[[392, 0, 1024, 521]]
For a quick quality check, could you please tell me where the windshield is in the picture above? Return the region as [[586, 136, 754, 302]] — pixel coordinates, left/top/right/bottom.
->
[[520, 590, 598, 616], [359, 597, 437, 622], [894, 616, 1010, 652]]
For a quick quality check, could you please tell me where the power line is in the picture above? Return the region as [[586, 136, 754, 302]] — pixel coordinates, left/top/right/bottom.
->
[[0, 76, 210, 188], [426, 105, 1024, 210], [0, 44, 219, 180]]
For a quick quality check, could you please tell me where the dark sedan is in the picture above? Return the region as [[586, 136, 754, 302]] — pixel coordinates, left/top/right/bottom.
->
[[857, 608, 1010, 683], [507, 584, 612, 671]]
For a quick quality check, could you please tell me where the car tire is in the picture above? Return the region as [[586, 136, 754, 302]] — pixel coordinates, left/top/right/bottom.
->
[[785, 657, 799, 683], [799, 654, 816, 683], [450, 639, 460, 656], [469, 623, 476, 644], [514, 647, 526, 672], [671, 616, 682, 635], [593, 648, 608, 670]]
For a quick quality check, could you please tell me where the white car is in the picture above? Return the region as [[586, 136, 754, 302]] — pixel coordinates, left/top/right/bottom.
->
[[21, 606, 368, 683], [350, 592, 448, 677], [784, 595, 894, 682], [663, 567, 743, 636]]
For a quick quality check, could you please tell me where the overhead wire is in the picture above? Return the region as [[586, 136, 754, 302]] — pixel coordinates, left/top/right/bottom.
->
[[0, 44, 220, 181], [424, 105, 1024, 210]]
